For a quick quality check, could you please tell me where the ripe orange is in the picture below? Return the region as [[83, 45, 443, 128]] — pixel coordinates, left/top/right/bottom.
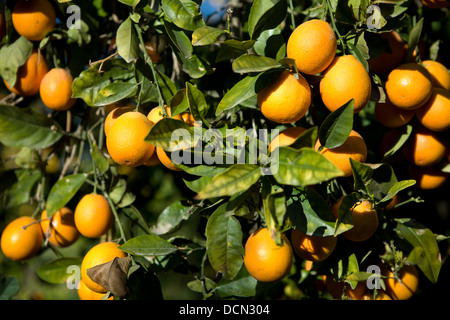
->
[[257, 70, 311, 124], [314, 130, 367, 177], [80, 241, 127, 293], [12, 0, 56, 41], [77, 279, 113, 300], [325, 276, 367, 300], [402, 126, 447, 167], [368, 31, 406, 75], [290, 229, 337, 262], [375, 99, 415, 128], [243, 228, 293, 282], [143, 151, 161, 167], [319, 55, 372, 113], [104, 105, 135, 136], [382, 264, 419, 300], [268, 126, 307, 153], [4, 49, 48, 96], [416, 88, 450, 132], [286, 19, 337, 75], [156, 147, 182, 171], [147, 105, 182, 125], [74, 194, 114, 238], [40, 207, 79, 247], [181, 112, 201, 127], [422, 60, 450, 90], [1, 216, 43, 261], [332, 198, 379, 242], [39, 68, 76, 111], [106, 111, 156, 167], [408, 165, 449, 190], [385, 63, 433, 110]]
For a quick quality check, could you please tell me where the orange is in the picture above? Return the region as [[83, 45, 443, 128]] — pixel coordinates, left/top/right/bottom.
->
[[243, 228, 293, 282], [4, 49, 48, 96], [422, 60, 450, 90], [39, 68, 76, 111], [268, 126, 307, 153], [325, 276, 367, 300], [106, 111, 156, 167], [402, 126, 447, 167], [77, 279, 113, 300], [1, 216, 43, 261], [368, 31, 406, 75], [104, 105, 135, 136], [314, 130, 367, 177], [181, 112, 201, 127], [360, 291, 392, 300], [385, 63, 433, 110], [143, 151, 161, 166], [40, 207, 79, 247], [408, 165, 449, 190], [332, 198, 379, 242], [416, 88, 450, 132], [12, 0, 56, 41], [145, 41, 161, 63], [375, 99, 415, 128], [421, 0, 450, 8], [320, 55, 372, 113], [147, 105, 182, 125], [156, 147, 182, 171], [74, 194, 114, 238], [382, 264, 419, 300], [290, 229, 337, 262], [286, 19, 337, 75], [257, 70, 311, 124], [80, 241, 127, 293]]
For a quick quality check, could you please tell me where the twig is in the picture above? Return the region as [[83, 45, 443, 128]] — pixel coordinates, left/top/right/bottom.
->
[[89, 52, 119, 73]]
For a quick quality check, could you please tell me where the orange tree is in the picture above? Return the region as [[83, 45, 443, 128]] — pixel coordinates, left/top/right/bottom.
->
[[0, 0, 449, 300]]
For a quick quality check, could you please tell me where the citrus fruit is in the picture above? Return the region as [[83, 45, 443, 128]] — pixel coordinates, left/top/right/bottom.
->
[[1, 216, 43, 261], [314, 129, 367, 177], [143, 151, 161, 166], [106, 111, 156, 167], [40, 207, 79, 247], [375, 99, 415, 128], [145, 41, 161, 63], [12, 0, 56, 41], [257, 70, 311, 124], [147, 105, 182, 125], [74, 193, 114, 238], [368, 31, 406, 75], [408, 165, 449, 190], [156, 147, 182, 171], [80, 241, 127, 293], [39, 68, 76, 111], [268, 126, 307, 153], [104, 105, 135, 136], [332, 198, 379, 242], [416, 87, 450, 132], [181, 112, 201, 127], [360, 291, 392, 300], [243, 228, 293, 282], [382, 264, 419, 300], [77, 279, 113, 300], [402, 126, 447, 167], [286, 19, 337, 75], [325, 276, 367, 300], [421, 60, 450, 90], [4, 49, 48, 96], [290, 229, 337, 262], [320, 55, 372, 113], [385, 63, 433, 110]]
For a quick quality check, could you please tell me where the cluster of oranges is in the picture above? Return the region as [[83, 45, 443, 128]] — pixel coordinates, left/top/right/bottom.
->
[[3, 0, 76, 111], [0, 193, 127, 300]]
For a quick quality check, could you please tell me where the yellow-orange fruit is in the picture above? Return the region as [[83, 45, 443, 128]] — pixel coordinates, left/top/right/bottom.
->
[[422, 60, 450, 90], [12, 0, 56, 41], [416, 87, 450, 132], [39, 68, 76, 111], [40, 207, 79, 247], [291, 229, 337, 262], [402, 126, 447, 167]]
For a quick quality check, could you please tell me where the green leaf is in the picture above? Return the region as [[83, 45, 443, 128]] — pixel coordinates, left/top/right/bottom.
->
[[7, 169, 41, 208], [232, 54, 283, 74], [0, 275, 20, 300], [0, 36, 33, 87], [90, 143, 109, 175], [334, 192, 360, 236], [186, 81, 209, 127], [152, 200, 193, 235], [318, 99, 354, 149], [382, 125, 413, 161], [162, 0, 205, 31], [119, 234, 179, 256], [272, 147, 344, 187], [192, 26, 227, 46], [262, 185, 287, 236], [379, 180, 416, 204], [215, 266, 258, 298], [248, 0, 287, 40], [0, 105, 63, 149], [37, 258, 82, 284], [195, 164, 261, 200], [398, 219, 441, 283], [116, 17, 140, 63], [206, 204, 244, 279], [146, 117, 195, 151], [45, 174, 88, 216], [406, 18, 423, 62], [93, 80, 138, 106]]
